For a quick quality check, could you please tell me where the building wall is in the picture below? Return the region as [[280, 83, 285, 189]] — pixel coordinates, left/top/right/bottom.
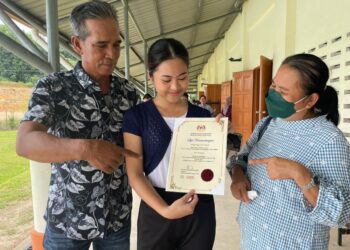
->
[[294, 0, 350, 137], [198, 0, 287, 91], [198, 0, 350, 139]]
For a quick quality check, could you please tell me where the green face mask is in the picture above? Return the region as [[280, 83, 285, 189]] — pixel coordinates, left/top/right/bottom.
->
[[265, 89, 308, 118]]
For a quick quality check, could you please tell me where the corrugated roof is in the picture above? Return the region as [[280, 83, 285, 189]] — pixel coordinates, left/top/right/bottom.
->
[[0, 0, 244, 93]]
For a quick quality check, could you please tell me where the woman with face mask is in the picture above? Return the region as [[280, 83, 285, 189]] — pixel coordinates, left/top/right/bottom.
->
[[228, 53, 350, 250]]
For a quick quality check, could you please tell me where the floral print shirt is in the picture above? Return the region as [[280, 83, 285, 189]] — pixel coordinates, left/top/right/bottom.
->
[[22, 62, 139, 240]]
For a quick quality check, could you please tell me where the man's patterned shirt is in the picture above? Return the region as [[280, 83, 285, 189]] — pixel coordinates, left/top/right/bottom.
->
[[23, 62, 140, 240]]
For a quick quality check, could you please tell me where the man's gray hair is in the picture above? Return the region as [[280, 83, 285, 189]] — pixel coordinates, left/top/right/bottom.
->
[[70, 0, 118, 40]]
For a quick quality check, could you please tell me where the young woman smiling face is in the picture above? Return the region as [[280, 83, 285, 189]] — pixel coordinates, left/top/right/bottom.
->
[[151, 58, 189, 116]]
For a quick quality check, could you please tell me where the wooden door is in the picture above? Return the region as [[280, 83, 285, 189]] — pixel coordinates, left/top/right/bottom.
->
[[258, 56, 273, 121], [221, 81, 232, 110], [232, 70, 254, 144], [206, 84, 221, 116]]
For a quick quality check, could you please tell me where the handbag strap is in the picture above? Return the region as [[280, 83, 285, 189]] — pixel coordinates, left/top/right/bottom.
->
[[228, 116, 273, 173], [257, 116, 272, 141]]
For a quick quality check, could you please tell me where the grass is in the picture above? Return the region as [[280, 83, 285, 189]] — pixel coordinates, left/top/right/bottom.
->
[[0, 130, 31, 209]]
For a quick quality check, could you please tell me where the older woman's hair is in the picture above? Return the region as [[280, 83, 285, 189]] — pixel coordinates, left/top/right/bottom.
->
[[70, 1, 118, 40], [282, 53, 339, 125]]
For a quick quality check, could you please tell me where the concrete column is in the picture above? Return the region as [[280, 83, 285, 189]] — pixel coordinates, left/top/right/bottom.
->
[[46, 0, 60, 72], [30, 161, 51, 250], [124, 0, 130, 80]]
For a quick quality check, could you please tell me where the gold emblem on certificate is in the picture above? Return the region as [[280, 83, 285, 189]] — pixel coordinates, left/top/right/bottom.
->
[[166, 117, 228, 195]]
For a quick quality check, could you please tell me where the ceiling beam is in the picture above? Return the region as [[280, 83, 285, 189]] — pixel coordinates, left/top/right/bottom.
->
[[190, 51, 214, 60], [132, 72, 146, 78], [57, 1, 122, 25], [188, 0, 204, 54], [187, 36, 224, 50], [119, 61, 143, 69], [127, 10, 240, 47], [121, 0, 145, 42], [202, 1, 242, 65], [190, 62, 206, 68], [0, 32, 52, 73], [189, 68, 203, 74], [0, 0, 78, 61], [0, 8, 45, 60], [152, 0, 163, 37]]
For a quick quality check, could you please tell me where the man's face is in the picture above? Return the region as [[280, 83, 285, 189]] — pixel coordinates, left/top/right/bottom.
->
[[200, 96, 206, 104], [72, 18, 121, 83]]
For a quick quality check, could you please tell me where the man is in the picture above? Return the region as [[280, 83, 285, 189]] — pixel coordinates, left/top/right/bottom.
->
[[16, 1, 139, 249], [199, 95, 214, 116]]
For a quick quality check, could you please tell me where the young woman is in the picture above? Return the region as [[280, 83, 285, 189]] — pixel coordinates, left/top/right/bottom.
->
[[228, 53, 350, 249], [123, 38, 215, 250]]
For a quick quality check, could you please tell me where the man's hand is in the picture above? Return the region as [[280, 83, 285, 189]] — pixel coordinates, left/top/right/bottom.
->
[[83, 139, 140, 174], [16, 121, 140, 172]]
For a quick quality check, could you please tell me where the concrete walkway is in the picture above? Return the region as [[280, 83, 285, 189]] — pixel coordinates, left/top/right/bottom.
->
[[14, 172, 350, 250], [130, 172, 350, 250]]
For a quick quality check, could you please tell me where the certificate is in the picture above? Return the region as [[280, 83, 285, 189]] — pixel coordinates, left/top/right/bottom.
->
[[166, 117, 228, 195]]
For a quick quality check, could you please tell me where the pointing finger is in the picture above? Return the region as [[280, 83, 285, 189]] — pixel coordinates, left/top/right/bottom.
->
[[121, 148, 142, 159], [249, 158, 270, 166]]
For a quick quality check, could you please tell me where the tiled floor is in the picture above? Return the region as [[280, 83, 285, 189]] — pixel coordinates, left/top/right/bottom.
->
[[130, 172, 350, 250]]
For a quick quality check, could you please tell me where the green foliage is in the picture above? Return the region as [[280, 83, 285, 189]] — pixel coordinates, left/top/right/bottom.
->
[[0, 25, 45, 85], [0, 111, 22, 131], [8, 116, 18, 130], [0, 130, 31, 209], [0, 24, 78, 86], [60, 47, 78, 66]]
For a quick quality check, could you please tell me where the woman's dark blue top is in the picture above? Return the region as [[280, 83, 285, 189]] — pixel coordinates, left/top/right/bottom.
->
[[122, 100, 211, 175]]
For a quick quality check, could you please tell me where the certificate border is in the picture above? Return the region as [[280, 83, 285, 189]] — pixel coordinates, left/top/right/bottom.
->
[[167, 118, 228, 195]]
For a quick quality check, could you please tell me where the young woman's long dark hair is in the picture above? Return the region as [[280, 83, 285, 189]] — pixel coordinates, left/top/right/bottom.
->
[[147, 38, 189, 77], [282, 53, 339, 125]]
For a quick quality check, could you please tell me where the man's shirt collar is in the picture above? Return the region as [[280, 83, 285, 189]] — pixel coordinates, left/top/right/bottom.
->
[[73, 61, 115, 91]]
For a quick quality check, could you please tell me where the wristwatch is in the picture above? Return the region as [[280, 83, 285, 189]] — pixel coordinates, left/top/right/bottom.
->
[[301, 174, 320, 191]]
